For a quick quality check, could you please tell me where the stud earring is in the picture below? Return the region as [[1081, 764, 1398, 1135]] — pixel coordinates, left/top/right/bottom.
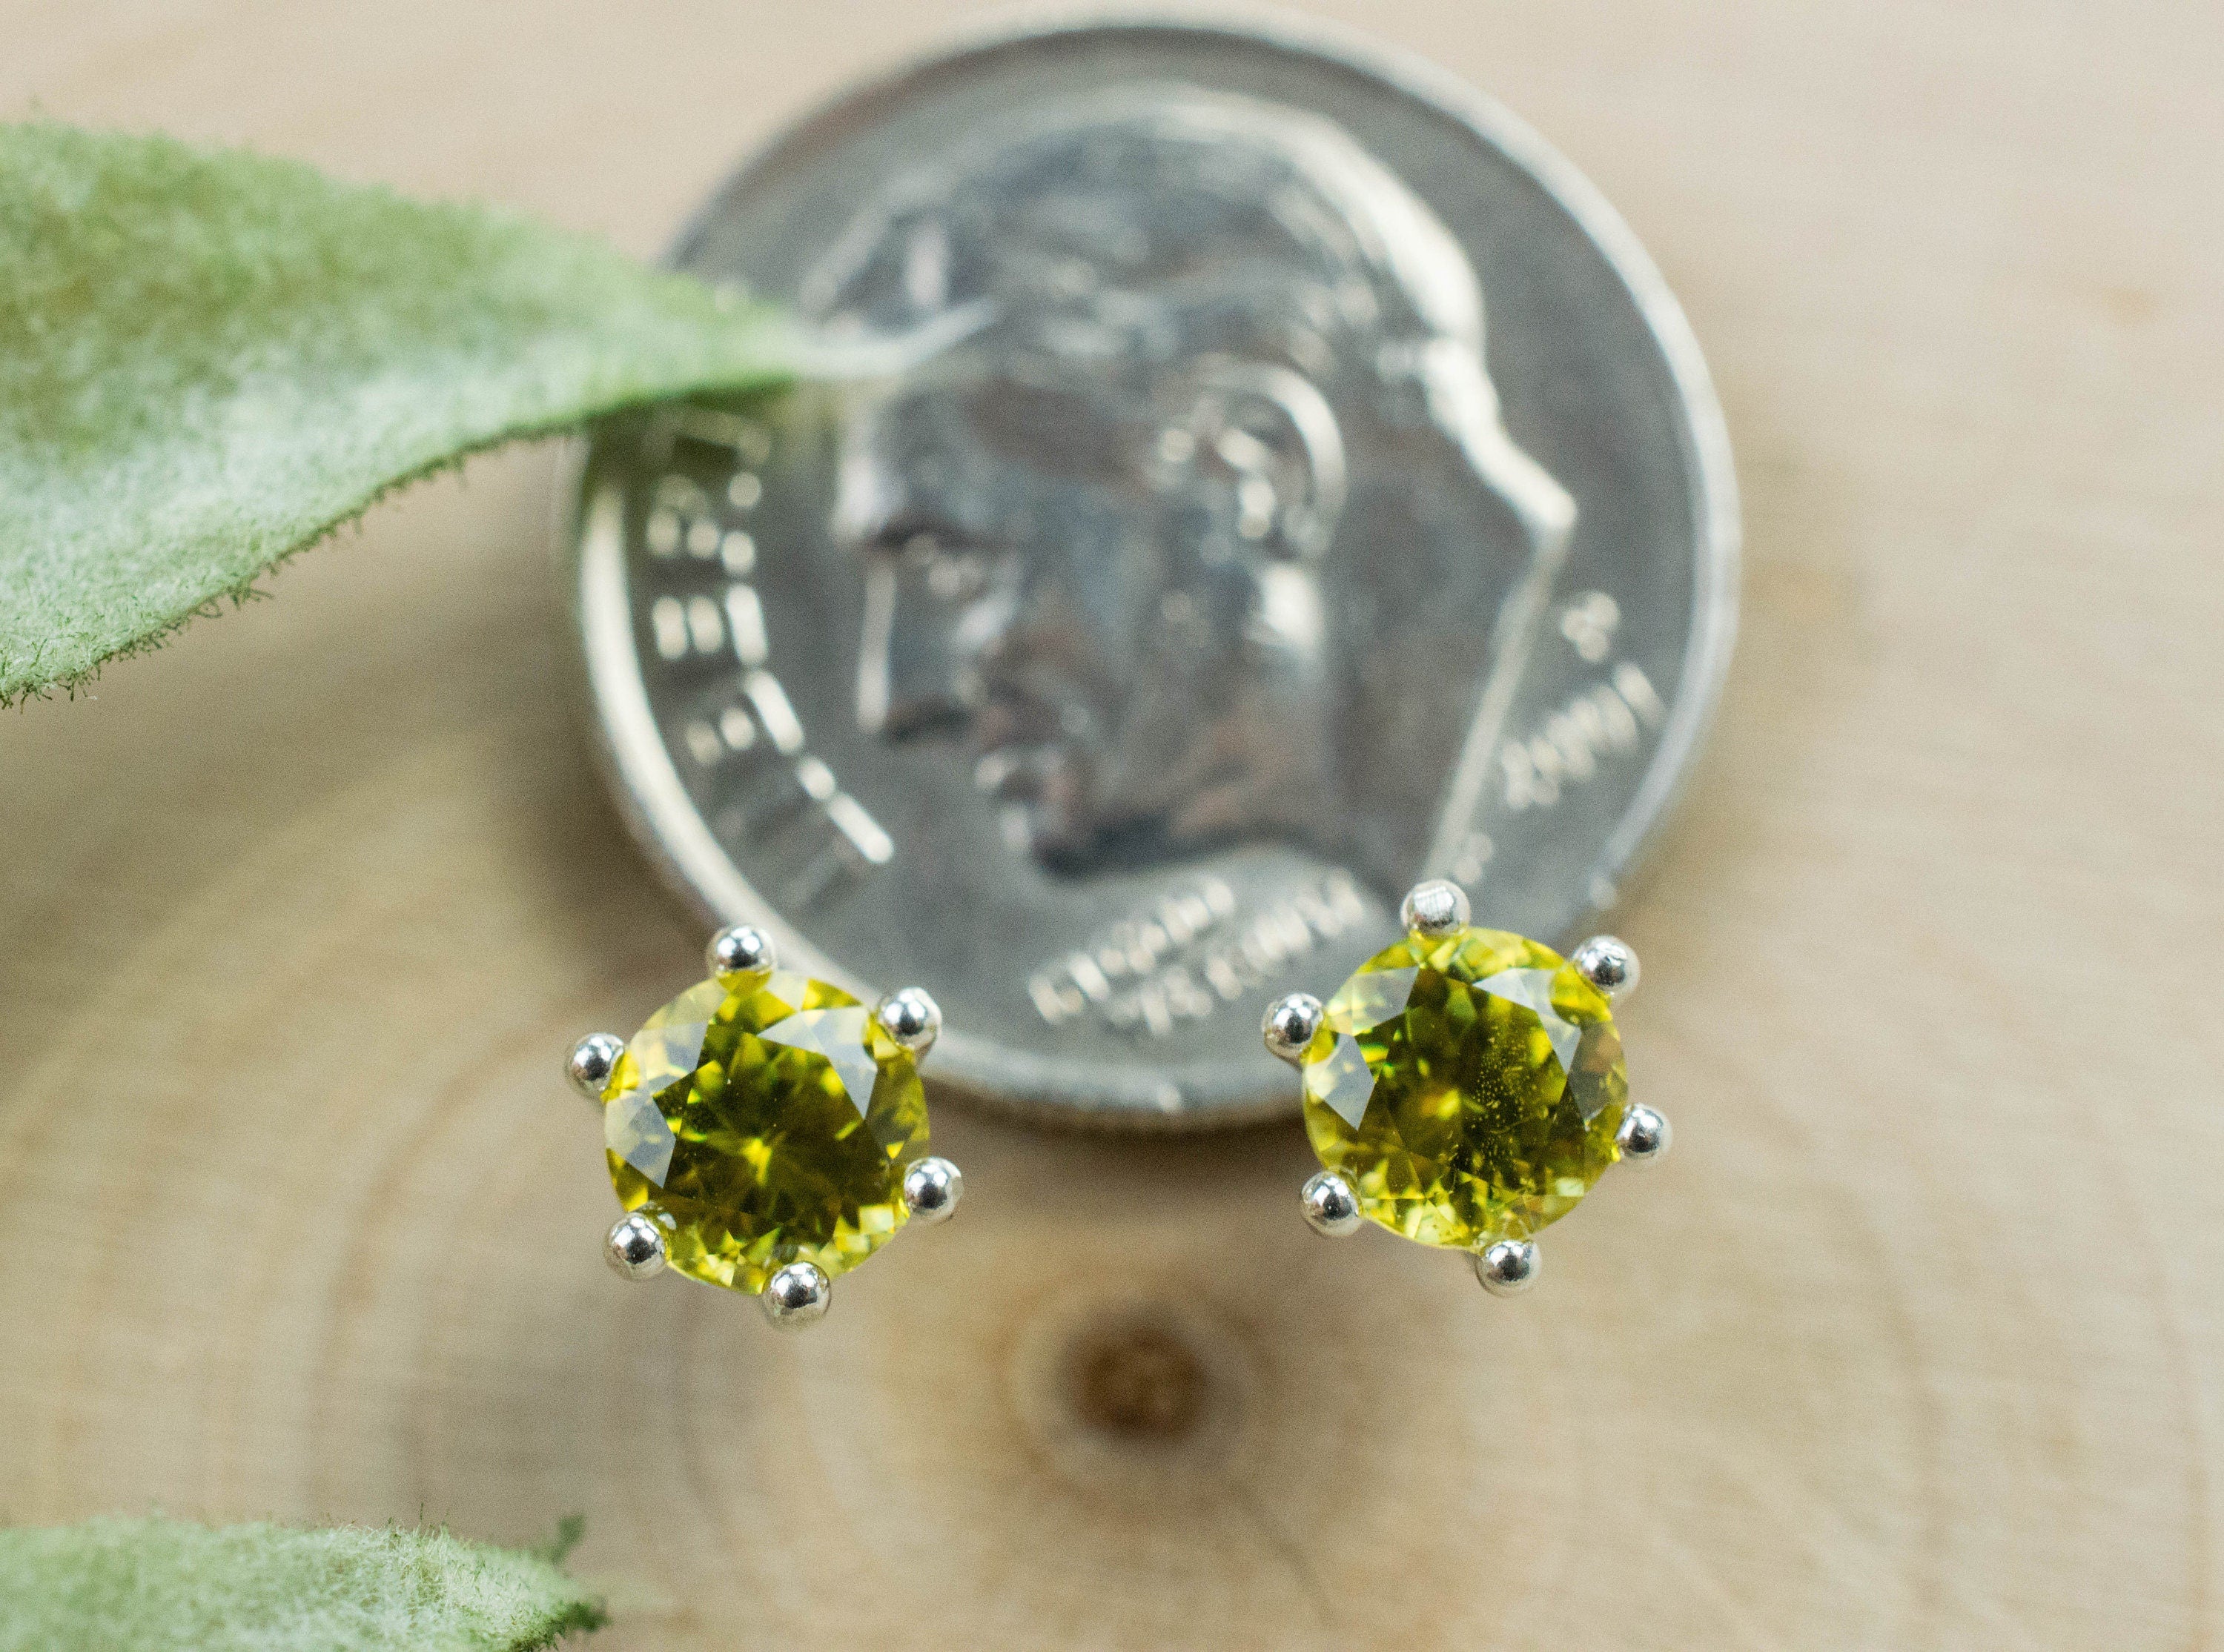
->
[[567, 925, 962, 1329], [1262, 880, 1669, 1297]]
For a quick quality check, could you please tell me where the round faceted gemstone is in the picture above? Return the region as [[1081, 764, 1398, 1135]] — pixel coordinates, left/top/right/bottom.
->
[[1300, 926, 1629, 1247], [600, 967, 928, 1293]]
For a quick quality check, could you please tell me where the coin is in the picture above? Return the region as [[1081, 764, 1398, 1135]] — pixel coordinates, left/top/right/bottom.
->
[[571, 16, 1738, 1128]]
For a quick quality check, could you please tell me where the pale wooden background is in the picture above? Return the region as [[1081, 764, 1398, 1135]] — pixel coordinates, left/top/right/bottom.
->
[[4, 2, 2220, 1648]]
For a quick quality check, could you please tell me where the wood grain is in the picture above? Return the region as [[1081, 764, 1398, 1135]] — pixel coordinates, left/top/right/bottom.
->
[[3, 3, 2220, 1648]]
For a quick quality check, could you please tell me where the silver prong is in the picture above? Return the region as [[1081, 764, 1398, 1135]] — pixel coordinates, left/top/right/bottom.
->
[[875, 986, 942, 1058], [567, 1032, 625, 1101], [1475, 1238, 1541, 1297], [1300, 1170, 1363, 1237], [1569, 935, 1640, 1003], [604, 1213, 666, 1280], [1400, 878, 1471, 937], [1262, 992, 1324, 1064], [761, 1261, 831, 1329], [902, 1155, 963, 1223], [706, 923, 776, 977], [1615, 1102, 1672, 1166]]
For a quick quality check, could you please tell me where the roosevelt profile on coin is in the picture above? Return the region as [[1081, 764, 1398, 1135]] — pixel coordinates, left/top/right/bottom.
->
[[804, 85, 1577, 889]]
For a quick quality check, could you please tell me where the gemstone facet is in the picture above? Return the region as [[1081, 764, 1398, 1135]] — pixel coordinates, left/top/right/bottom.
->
[[1300, 926, 1629, 1248], [600, 967, 929, 1293]]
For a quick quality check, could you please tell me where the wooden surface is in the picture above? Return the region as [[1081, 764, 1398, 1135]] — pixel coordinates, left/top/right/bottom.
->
[[4, 3, 2221, 1648]]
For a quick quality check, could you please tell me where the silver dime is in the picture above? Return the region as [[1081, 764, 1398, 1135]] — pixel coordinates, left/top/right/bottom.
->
[[571, 16, 1738, 1128]]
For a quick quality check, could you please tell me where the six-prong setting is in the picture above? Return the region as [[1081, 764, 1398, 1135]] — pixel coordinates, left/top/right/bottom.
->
[[875, 986, 943, 1058], [1262, 992, 1325, 1065], [1475, 1238, 1541, 1297], [761, 1261, 832, 1329], [605, 1212, 667, 1280], [573, 943, 964, 1330], [1300, 1170, 1363, 1237], [1568, 934, 1640, 1003], [1399, 878, 1471, 937], [603, 898, 1659, 1316], [1615, 1101, 1672, 1166], [902, 1155, 964, 1224], [1270, 878, 1669, 1303], [567, 1032, 624, 1102], [706, 923, 776, 977]]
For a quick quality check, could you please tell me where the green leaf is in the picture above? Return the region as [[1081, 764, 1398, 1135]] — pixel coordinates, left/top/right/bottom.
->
[[0, 1517, 605, 1651], [0, 122, 792, 705]]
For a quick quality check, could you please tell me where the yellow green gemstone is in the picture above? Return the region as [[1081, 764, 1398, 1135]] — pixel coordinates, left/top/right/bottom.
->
[[600, 967, 927, 1293], [1300, 926, 1629, 1248]]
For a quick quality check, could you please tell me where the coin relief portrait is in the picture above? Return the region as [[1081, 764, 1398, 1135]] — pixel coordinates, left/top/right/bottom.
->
[[583, 24, 1733, 1120], [803, 87, 1575, 894]]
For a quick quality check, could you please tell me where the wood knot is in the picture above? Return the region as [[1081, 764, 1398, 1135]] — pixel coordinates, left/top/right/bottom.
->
[[1065, 1317, 1210, 1441], [1008, 1291, 1252, 1499]]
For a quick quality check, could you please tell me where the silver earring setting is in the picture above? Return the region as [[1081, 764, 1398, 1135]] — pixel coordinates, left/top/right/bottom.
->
[[569, 924, 962, 1328], [1265, 880, 1669, 1298]]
